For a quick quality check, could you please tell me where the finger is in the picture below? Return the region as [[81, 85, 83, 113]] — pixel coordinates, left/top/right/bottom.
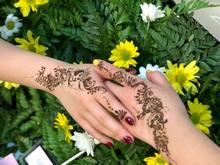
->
[[90, 72, 135, 125], [125, 68, 137, 75], [104, 80, 124, 99], [82, 111, 118, 142], [82, 100, 134, 144], [105, 81, 141, 116], [93, 59, 139, 87], [62, 97, 114, 146], [89, 73, 135, 125], [147, 71, 170, 87], [78, 118, 113, 145], [97, 89, 135, 125]]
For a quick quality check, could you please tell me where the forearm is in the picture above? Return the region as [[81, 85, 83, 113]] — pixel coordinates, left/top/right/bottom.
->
[[160, 117, 220, 165], [0, 39, 68, 93]]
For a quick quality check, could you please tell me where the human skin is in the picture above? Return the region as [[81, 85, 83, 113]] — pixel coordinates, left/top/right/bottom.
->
[[0, 39, 136, 145], [95, 60, 220, 165]]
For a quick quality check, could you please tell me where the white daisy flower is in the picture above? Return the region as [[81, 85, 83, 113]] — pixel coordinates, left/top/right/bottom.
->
[[71, 131, 100, 157], [0, 14, 22, 40], [140, 3, 165, 23], [138, 64, 165, 80]]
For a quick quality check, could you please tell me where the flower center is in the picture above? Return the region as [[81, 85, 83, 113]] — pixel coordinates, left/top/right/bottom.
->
[[6, 21, 15, 30], [27, 0, 35, 4], [190, 113, 200, 124], [121, 51, 131, 61], [157, 157, 166, 164], [176, 72, 186, 84]]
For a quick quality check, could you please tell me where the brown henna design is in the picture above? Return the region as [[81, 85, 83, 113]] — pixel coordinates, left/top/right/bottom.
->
[[103, 96, 127, 120], [97, 61, 112, 77], [135, 84, 169, 155], [97, 64, 173, 163], [35, 66, 107, 94], [111, 71, 138, 87], [97, 61, 138, 87]]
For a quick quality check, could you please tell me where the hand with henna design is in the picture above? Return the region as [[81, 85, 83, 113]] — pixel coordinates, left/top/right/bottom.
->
[[0, 39, 135, 145], [39, 64, 136, 145], [95, 60, 220, 165]]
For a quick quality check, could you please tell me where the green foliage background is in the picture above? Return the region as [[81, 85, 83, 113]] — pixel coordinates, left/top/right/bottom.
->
[[0, 0, 220, 164]]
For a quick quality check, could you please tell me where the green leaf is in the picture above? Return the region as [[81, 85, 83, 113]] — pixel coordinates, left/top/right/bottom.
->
[[116, 13, 130, 25], [0, 87, 12, 105], [118, 26, 131, 41], [174, 0, 209, 14], [16, 136, 33, 152], [16, 88, 29, 109], [199, 61, 212, 73], [81, 157, 97, 164]]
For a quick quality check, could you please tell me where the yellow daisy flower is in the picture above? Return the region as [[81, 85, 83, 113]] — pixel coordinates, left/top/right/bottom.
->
[[144, 153, 168, 165], [165, 60, 199, 95], [108, 40, 140, 68], [188, 98, 212, 135], [54, 112, 73, 142], [0, 80, 20, 90], [15, 30, 48, 55], [14, 0, 49, 17]]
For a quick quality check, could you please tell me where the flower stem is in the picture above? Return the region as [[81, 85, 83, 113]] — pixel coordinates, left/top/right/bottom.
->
[[61, 151, 85, 165], [143, 21, 150, 49]]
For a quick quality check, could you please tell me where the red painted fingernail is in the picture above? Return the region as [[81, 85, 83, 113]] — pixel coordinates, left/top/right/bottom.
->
[[125, 117, 135, 125], [105, 142, 113, 148], [122, 136, 133, 144]]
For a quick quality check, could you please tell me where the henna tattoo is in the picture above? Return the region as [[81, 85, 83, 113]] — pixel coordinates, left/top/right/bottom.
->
[[97, 61, 112, 77], [97, 65, 174, 163], [135, 85, 169, 154], [111, 71, 138, 87], [103, 96, 127, 120], [35, 66, 107, 94], [97, 61, 138, 87]]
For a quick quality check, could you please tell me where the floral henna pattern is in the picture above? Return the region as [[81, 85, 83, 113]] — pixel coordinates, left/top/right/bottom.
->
[[35, 66, 107, 94], [97, 61, 112, 77], [103, 96, 127, 120], [97, 61, 138, 87], [135, 84, 170, 155], [97, 64, 173, 163]]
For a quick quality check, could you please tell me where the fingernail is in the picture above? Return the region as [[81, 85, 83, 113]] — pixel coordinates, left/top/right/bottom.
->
[[125, 68, 137, 75], [125, 117, 135, 125], [105, 142, 113, 148], [93, 59, 99, 65], [122, 136, 133, 144]]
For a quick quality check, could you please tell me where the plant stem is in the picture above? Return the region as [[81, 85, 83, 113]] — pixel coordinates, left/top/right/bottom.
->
[[61, 151, 85, 165], [143, 21, 150, 48]]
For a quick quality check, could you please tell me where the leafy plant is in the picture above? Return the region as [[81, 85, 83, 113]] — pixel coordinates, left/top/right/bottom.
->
[[0, 0, 220, 164]]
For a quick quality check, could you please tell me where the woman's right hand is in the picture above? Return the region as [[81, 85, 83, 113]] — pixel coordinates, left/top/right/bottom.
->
[[35, 62, 135, 145]]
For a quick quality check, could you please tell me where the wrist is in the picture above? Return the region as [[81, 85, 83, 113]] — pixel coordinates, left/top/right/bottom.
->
[[160, 117, 219, 164], [45, 63, 79, 96]]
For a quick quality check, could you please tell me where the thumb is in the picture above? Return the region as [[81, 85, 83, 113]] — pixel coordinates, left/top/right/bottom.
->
[[146, 71, 170, 87]]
